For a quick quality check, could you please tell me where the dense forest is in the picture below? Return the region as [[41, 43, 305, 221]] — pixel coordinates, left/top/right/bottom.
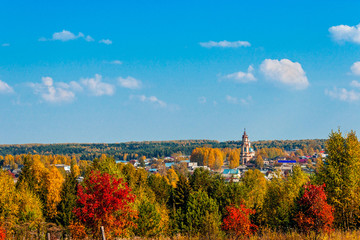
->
[[1, 130, 360, 239], [0, 139, 326, 160]]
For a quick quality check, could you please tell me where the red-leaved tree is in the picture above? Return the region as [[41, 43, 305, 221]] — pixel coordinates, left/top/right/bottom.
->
[[222, 204, 258, 239], [295, 183, 334, 234], [0, 226, 6, 240], [74, 171, 137, 238]]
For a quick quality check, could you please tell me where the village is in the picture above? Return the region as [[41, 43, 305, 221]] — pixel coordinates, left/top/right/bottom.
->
[[1, 130, 328, 183]]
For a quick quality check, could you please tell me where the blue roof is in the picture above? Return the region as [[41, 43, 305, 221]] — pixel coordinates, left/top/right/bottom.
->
[[165, 162, 175, 167], [116, 160, 129, 164], [223, 169, 240, 174]]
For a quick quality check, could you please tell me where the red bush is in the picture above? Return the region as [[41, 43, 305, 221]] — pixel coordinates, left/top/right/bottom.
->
[[295, 183, 334, 234], [222, 204, 257, 239]]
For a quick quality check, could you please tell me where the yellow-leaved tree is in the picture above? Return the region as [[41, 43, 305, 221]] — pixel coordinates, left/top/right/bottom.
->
[[42, 166, 64, 220], [166, 169, 179, 188], [228, 149, 240, 169]]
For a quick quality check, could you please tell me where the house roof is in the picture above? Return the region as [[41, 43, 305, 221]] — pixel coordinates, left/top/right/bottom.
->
[[223, 169, 240, 175]]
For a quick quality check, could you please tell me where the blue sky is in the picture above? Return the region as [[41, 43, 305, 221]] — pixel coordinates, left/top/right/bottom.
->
[[1, 0, 360, 144]]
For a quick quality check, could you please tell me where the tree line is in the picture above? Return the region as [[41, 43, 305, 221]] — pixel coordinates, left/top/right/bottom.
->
[[0, 139, 325, 161]]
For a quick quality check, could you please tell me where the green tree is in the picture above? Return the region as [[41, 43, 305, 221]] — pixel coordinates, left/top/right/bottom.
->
[[56, 167, 78, 227], [318, 129, 360, 229], [134, 200, 161, 237], [185, 189, 221, 238], [147, 173, 171, 204], [171, 175, 191, 233]]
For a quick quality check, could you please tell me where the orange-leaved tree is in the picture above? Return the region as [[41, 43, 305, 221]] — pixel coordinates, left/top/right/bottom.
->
[[295, 183, 334, 234], [222, 204, 258, 239], [74, 170, 137, 238]]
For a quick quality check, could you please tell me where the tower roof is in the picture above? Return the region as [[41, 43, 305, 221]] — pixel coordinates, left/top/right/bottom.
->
[[242, 128, 248, 138]]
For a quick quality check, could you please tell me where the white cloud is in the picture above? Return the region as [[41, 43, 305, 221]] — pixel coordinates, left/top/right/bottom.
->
[[40, 30, 94, 42], [226, 95, 238, 104], [110, 60, 122, 65], [84, 35, 94, 42], [226, 95, 252, 105], [1, 43, 10, 47], [260, 59, 309, 90], [325, 87, 360, 102], [31, 77, 77, 103], [351, 61, 360, 75], [130, 95, 166, 107], [0, 80, 14, 93], [118, 76, 142, 89], [350, 80, 360, 88], [198, 96, 207, 104], [99, 39, 112, 45], [222, 65, 256, 83], [200, 40, 251, 48], [329, 23, 360, 44], [81, 74, 115, 96]]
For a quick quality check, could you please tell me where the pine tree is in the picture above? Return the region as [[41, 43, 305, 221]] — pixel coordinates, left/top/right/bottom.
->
[[185, 189, 221, 237], [56, 166, 78, 227], [134, 200, 161, 237]]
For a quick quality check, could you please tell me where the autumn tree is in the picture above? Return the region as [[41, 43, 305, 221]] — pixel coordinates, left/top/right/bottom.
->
[[240, 169, 267, 225], [166, 169, 179, 188], [0, 170, 43, 235], [295, 183, 334, 234], [222, 204, 258, 239], [255, 154, 264, 169], [16, 184, 43, 229], [0, 170, 19, 231], [42, 166, 64, 221], [91, 155, 122, 178], [318, 129, 360, 229], [74, 171, 137, 238], [212, 148, 224, 171], [229, 149, 240, 169], [0, 226, 5, 240], [262, 165, 308, 230], [16, 154, 46, 194]]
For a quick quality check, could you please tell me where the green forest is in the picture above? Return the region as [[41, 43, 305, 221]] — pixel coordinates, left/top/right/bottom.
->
[[0, 138, 325, 160]]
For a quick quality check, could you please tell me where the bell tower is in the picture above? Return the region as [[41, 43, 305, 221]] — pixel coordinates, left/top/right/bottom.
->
[[240, 129, 254, 164]]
